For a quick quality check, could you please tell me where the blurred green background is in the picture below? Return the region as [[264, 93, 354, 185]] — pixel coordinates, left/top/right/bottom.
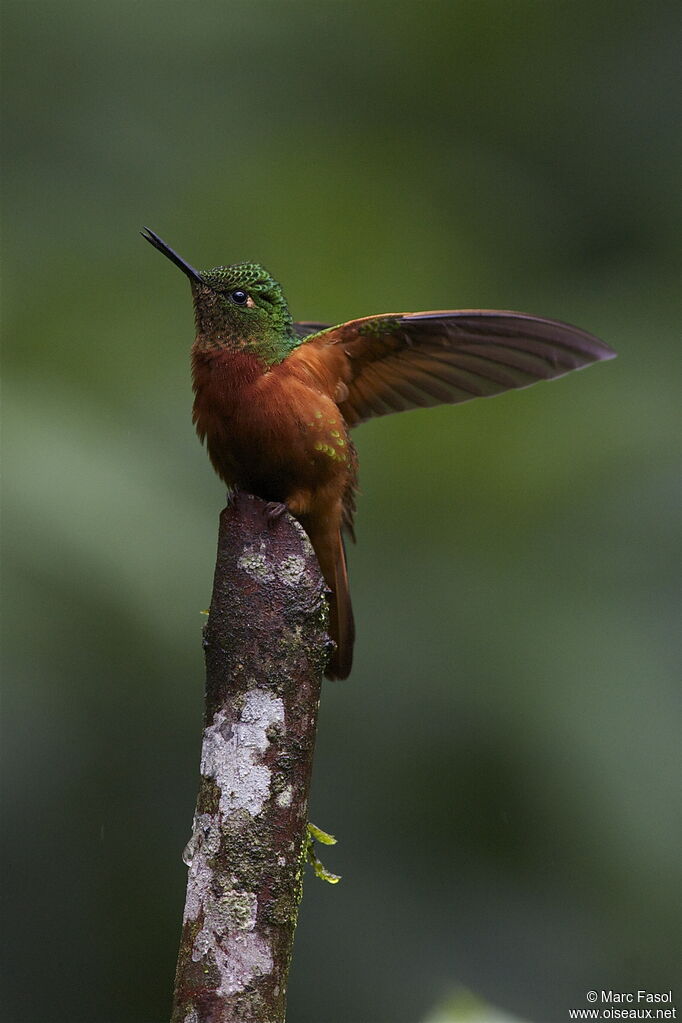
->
[[2, 2, 680, 1021]]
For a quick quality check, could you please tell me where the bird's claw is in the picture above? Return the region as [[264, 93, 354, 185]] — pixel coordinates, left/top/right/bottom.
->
[[264, 501, 287, 524]]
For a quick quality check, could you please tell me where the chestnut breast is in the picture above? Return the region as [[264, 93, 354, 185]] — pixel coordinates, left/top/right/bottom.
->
[[192, 348, 351, 501]]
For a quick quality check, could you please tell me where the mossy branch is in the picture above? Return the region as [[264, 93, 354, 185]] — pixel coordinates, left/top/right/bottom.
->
[[170, 492, 330, 1023]]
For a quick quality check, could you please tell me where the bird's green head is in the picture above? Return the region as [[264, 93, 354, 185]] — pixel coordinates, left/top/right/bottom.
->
[[142, 228, 297, 364]]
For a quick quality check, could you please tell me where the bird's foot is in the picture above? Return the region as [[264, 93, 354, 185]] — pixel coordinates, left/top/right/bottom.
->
[[264, 501, 287, 524]]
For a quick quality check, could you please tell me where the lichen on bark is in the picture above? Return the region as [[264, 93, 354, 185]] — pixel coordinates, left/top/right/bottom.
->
[[170, 493, 330, 1023]]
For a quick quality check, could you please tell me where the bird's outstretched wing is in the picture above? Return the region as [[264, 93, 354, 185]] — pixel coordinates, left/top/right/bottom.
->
[[293, 310, 616, 428]]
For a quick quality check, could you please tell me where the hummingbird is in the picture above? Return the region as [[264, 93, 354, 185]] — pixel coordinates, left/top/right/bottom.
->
[[142, 228, 615, 681]]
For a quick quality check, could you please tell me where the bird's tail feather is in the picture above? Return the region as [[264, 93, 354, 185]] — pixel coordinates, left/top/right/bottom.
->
[[325, 531, 354, 680], [305, 520, 354, 680]]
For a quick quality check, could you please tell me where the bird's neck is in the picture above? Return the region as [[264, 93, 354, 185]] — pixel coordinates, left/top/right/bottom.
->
[[193, 328, 299, 367]]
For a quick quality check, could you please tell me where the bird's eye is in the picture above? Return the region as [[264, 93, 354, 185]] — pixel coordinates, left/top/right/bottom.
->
[[230, 289, 249, 305]]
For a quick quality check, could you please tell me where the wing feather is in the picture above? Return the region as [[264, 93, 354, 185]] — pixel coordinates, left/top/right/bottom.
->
[[293, 320, 330, 340], [287, 309, 615, 428]]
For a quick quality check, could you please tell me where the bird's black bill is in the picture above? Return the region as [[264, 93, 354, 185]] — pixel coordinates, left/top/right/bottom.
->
[[141, 227, 204, 285]]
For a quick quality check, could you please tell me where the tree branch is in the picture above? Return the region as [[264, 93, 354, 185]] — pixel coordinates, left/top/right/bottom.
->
[[171, 492, 330, 1023]]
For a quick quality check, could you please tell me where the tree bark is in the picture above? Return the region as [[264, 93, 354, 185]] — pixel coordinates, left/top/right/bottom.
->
[[171, 492, 330, 1023]]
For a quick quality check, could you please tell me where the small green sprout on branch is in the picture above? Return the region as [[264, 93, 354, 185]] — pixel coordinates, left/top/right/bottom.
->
[[306, 822, 341, 884]]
